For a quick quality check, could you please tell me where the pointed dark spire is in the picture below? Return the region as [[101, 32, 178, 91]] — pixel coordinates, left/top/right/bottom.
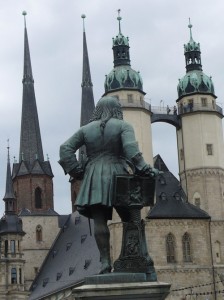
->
[[80, 14, 95, 127], [3, 142, 16, 214], [19, 11, 44, 165], [79, 15, 95, 161]]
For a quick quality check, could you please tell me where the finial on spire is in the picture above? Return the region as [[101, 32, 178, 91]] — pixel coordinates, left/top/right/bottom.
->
[[117, 9, 122, 34], [7, 139, 10, 162], [188, 18, 193, 40], [22, 11, 27, 28], [81, 14, 86, 32]]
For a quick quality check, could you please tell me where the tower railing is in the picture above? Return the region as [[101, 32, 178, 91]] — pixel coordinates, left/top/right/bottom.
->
[[119, 98, 151, 111], [150, 106, 177, 115], [178, 103, 223, 115]]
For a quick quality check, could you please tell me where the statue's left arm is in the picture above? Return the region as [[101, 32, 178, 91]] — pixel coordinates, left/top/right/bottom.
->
[[58, 128, 84, 176], [121, 122, 159, 177]]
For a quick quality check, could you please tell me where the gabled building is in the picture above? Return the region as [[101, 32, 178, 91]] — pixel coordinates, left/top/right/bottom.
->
[[0, 146, 29, 300]]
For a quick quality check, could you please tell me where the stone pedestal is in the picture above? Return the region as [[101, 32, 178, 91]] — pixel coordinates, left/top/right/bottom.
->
[[72, 273, 171, 300]]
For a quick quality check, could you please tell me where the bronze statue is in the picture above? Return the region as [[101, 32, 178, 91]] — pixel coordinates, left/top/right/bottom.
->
[[59, 96, 157, 274]]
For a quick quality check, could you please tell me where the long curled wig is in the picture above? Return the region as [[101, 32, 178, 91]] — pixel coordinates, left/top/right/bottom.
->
[[90, 96, 123, 133]]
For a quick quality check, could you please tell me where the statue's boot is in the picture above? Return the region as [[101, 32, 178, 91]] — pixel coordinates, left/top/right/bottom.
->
[[99, 254, 112, 274], [92, 211, 112, 274]]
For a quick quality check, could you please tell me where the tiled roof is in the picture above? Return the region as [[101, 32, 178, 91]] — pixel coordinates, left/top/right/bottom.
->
[[29, 212, 100, 300]]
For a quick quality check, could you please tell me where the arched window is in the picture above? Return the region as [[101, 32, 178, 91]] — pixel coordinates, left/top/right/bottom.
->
[[35, 187, 42, 209], [166, 233, 175, 263], [11, 268, 17, 284], [36, 225, 43, 242], [215, 241, 221, 263], [182, 233, 192, 262]]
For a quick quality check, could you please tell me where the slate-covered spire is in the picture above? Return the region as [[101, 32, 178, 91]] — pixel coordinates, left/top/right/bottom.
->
[[80, 14, 95, 127], [78, 15, 95, 162], [19, 11, 44, 165], [3, 144, 16, 215]]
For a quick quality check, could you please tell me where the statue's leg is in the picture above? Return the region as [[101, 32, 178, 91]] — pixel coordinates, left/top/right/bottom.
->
[[91, 207, 112, 274]]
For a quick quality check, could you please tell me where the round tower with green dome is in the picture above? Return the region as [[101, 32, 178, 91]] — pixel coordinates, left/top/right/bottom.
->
[[176, 20, 224, 219], [103, 10, 153, 165]]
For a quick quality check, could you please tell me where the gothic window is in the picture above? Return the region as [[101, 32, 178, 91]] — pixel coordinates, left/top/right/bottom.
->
[[10, 240, 16, 254], [195, 198, 201, 207], [166, 233, 176, 263], [35, 187, 42, 209], [11, 268, 17, 284], [206, 144, 213, 155], [36, 225, 43, 242], [182, 233, 192, 262], [215, 241, 221, 263]]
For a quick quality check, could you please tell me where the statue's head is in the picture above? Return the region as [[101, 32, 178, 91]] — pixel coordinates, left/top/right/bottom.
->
[[91, 96, 123, 122]]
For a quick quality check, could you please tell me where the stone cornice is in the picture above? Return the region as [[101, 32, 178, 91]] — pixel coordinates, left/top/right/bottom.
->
[[145, 219, 209, 227], [180, 167, 224, 177]]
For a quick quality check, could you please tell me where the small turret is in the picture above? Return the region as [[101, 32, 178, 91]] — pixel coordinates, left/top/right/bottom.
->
[[104, 10, 144, 95], [177, 19, 215, 100], [0, 145, 24, 235]]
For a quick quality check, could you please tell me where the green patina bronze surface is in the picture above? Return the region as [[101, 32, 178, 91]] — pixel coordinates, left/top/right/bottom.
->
[[59, 96, 157, 275], [59, 96, 155, 219]]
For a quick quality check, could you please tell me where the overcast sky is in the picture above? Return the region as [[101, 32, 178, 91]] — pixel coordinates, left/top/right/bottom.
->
[[0, 0, 224, 214]]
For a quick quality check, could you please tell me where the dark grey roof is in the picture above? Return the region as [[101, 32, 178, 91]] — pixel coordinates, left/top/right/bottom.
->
[[29, 212, 100, 300], [0, 214, 25, 235], [12, 160, 53, 178], [19, 208, 59, 217], [147, 155, 210, 219]]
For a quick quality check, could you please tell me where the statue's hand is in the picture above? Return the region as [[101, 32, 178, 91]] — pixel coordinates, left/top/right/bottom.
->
[[139, 165, 162, 177], [68, 165, 84, 180]]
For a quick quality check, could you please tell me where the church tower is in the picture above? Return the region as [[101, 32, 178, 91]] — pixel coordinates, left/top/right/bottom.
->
[[70, 15, 95, 212], [12, 12, 54, 213], [0, 146, 29, 299], [176, 20, 224, 219], [103, 11, 153, 164]]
